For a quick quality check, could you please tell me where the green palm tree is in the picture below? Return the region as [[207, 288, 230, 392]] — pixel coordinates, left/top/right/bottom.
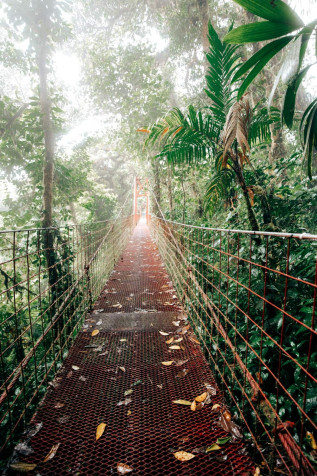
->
[[142, 22, 279, 231]]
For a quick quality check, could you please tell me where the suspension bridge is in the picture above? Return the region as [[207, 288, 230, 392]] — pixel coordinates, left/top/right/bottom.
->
[[0, 179, 316, 475]]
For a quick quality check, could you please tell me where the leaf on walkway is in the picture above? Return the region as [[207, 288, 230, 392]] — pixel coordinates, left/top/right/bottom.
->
[[176, 359, 189, 366], [172, 321, 180, 326], [124, 389, 133, 396], [10, 463, 37, 473], [96, 423, 106, 441], [195, 392, 207, 402], [174, 337, 183, 343], [173, 399, 191, 406], [112, 303, 122, 308], [189, 336, 200, 345], [223, 410, 231, 422], [212, 404, 221, 411], [218, 412, 243, 439], [127, 410, 132, 416], [79, 376, 87, 382], [162, 361, 174, 366], [174, 451, 195, 461], [165, 337, 174, 344], [72, 365, 79, 371], [157, 384, 163, 389], [176, 369, 189, 378], [190, 400, 197, 412], [169, 345, 181, 350], [43, 443, 60, 462], [54, 402, 64, 409], [159, 331, 169, 336], [119, 367, 126, 372], [206, 443, 221, 452], [117, 462, 133, 474], [216, 436, 232, 445], [205, 383, 217, 395], [117, 398, 132, 406], [91, 329, 99, 337], [131, 379, 142, 386]]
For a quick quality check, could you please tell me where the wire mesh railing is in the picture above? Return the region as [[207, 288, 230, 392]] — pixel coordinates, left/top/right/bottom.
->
[[150, 215, 317, 476], [0, 214, 134, 455]]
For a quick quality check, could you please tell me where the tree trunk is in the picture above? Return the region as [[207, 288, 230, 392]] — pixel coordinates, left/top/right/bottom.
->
[[233, 157, 259, 232]]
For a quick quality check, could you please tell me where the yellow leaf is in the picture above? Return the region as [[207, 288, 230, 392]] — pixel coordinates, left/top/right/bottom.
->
[[124, 389, 133, 396], [212, 404, 221, 411], [117, 462, 133, 474], [254, 468, 261, 476], [190, 400, 196, 411], [173, 399, 191, 406], [307, 431, 317, 450], [96, 422, 106, 441], [165, 337, 174, 344], [174, 337, 183, 343], [43, 443, 60, 462], [120, 338, 127, 342], [159, 331, 169, 336], [136, 128, 150, 133], [172, 321, 180, 326], [162, 361, 174, 366], [91, 329, 99, 337], [127, 410, 132, 416], [195, 392, 207, 403], [169, 345, 181, 350], [206, 443, 221, 452], [174, 451, 195, 461], [10, 463, 37, 473], [189, 336, 200, 345]]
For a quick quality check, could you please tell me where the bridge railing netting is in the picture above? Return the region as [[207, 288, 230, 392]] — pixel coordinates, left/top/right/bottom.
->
[[150, 216, 317, 475], [0, 215, 134, 454]]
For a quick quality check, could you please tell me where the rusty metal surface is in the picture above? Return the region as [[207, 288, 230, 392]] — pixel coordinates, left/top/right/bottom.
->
[[7, 220, 254, 475]]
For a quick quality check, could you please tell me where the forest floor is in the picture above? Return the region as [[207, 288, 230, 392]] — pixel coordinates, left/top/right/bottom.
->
[[8, 220, 255, 475]]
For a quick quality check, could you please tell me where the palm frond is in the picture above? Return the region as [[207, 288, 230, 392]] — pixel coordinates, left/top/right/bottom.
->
[[249, 105, 281, 145], [204, 166, 236, 213], [222, 95, 251, 161], [205, 22, 241, 127]]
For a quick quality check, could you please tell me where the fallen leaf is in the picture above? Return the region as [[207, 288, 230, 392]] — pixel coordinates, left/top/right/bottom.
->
[[218, 413, 243, 439], [54, 402, 64, 409], [189, 336, 200, 345], [165, 337, 174, 344], [120, 338, 127, 342], [43, 443, 60, 462], [96, 423, 106, 441], [9, 463, 37, 473], [173, 321, 180, 326], [192, 446, 207, 454], [179, 436, 190, 443], [117, 398, 132, 406], [212, 404, 221, 411], [112, 303, 123, 308], [169, 345, 181, 350], [127, 410, 132, 416], [91, 329, 99, 337], [173, 399, 192, 406], [182, 324, 190, 331], [216, 436, 232, 445], [131, 379, 142, 386], [117, 462, 133, 474], [195, 392, 207, 402], [119, 367, 126, 372], [157, 384, 163, 389], [79, 375, 87, 382], [124, 389, 133, 396], [206, 443, 221, 452], [174, 337, 183, 343], [223, 410, 231, 422], [254, 468, 261, 476], [174, 451, 195, 461], [307, 431, 317, 450], [159, 331, 169, 336], [72, 365, 79, 371], [162, 361, 174, 366], [176, 359, 189, 366], [190, 400, 197, 411], [205, 383, 217, 395], [176, 369, 189, 378]]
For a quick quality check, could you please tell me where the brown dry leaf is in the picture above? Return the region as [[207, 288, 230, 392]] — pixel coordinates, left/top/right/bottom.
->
[[176, 359, 189, 367], [91, 329, 99, 337], [189, 336, 200, 345], [43, 443, 60, 462], [96, 423, 106, 441], [174, 337, 183, 343], [223, 410, 231, 422], [169, 345, 181, 350], [174, 451, 195, 461], [195, 392, 207, 403], [176, 369, 189, 378], [165, 337, 174, 344], [162, 361, 174, 366], [54, 402, 64, 409], [127, 410, 132, 416], [173, 399, 192, 406], [205, 383, 217, 395], [206, 443, 221, 452], [119, 367, 126, 372], [212, 404, 221, 411], [117, 398, 132, 406], [10, 463, 37, 473], [182, 325, 190, 331], [159, 331, 169, 336], [190, 400, 197, 412], [117, 462, 133, 474], [218, 413, 243, 439], [72, 365, 79, 371]]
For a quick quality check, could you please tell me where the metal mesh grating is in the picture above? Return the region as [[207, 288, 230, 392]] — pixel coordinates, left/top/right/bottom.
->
[[6, 220, 254, 475]]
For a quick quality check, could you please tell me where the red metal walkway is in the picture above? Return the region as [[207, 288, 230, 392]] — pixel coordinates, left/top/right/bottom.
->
[[9, 220, 254, 475]]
